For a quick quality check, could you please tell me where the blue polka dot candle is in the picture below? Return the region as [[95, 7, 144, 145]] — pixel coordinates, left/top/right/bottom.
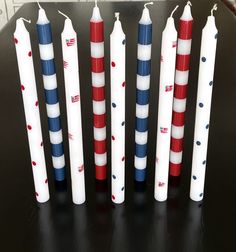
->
[[110, 13, 126, 204], [134, 2, 153, 182], [190, 4, 218, 202], [36, 3, 66, 183], [154, 6, 178, 202]]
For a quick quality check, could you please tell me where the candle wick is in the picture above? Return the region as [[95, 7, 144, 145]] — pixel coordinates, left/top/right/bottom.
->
[[95, 0, 98, 7], [211, 3, 217, 16], [144, 2, 153, 8], [115, 12, 120, 21], [187, 1, 192, 7], [37, 1, 42, 9], [58, 10, 70, 20], [20, 17, 31, 23], [170, 5, 179, 17]]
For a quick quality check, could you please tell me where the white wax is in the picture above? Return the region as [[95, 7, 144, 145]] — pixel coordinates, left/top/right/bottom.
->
[[37, 8, 49, 24], [90, 6, 102, 22]]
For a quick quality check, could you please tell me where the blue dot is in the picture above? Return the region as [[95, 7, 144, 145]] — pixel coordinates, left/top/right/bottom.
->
[[122, 39, 126, 45], [121, 121, 125, 126], [215, 33, 218, 39], [193, 175, 197, 180], [196, 141, 201, 146], [199, 193, 203, 197], [201, 57, 206, 62], [121, 186, 124, 191], [209, 81, 213, 86], [112, 175, 116, 179], [202, 160, 206, 165], [112, 103, 116, 108], [199, 103, 204, 108], [206, 124, 209, 129]]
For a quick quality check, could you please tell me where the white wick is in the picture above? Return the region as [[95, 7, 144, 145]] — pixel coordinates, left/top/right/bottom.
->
[[115, 12, 119, 20], [170, 5, 179, 17], [211, 3, 217, 16], [187, 1, 192, 6], [144, 2, 153, 8], [37, 1, 43, 9], [95, 0, 98, 7], [58, 10, 70, 19], [20, 17, 31, 23]]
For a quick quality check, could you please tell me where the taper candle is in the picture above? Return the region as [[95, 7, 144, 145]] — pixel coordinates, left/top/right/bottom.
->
[[59, 11, 85, 204], [36, 3, 66, 182], [110, 12, 126, 204], [154, 6, 178, 202], [190, 4, 218, 202], [134, 2, 153, 182], [14, 18, 49, 203]]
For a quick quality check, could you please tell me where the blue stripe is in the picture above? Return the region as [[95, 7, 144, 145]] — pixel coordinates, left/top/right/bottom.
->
[[136, 117, 148, 132], [137, 60, 151, 76], [138, 23, 152, 45], [54, 167, 66, 182], [41, 59, 55, 76], [37, 23, 52, 45], [48, 116, 61, 132], [135, 143, 147, 158], [135, 169, 146, 182], [45, 88, 58, 104], [52, 143, 64, 157], [136, 89, 149, 105]]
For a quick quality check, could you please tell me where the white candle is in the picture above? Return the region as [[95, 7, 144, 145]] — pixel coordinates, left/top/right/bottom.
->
[[110, 12, 126, 204], [190, 4, 218, 202], [14, 18, 49, 203], [154, 6, 178, 202], [59, 11, 86, 204]]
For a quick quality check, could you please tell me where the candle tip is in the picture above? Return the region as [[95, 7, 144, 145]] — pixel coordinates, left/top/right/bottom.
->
[[211, 3, 217, 16], [37, 1, 43, 9], [115, 12, 120, 20], [187, 1, 192, 6], [95, 0, 98, 7], [20, 17, 31, 23], [58, 10, 70, 19], [170, 5, 179, 17], [144, 2, 153, 8]]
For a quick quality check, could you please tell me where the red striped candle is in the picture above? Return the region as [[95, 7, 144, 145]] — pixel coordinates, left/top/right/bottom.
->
[[90, 0, 107, 180], [170, 1, 193, 177]]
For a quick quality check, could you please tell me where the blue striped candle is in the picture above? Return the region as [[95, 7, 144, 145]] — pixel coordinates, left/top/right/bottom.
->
[[36, 4, 66, 182], [134, 2, 153, 182]]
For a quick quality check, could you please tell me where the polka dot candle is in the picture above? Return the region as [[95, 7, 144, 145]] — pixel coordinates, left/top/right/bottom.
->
[[190, 4, 218, 202], [110, 13, 126, 204], [14, 18, 49, 203]]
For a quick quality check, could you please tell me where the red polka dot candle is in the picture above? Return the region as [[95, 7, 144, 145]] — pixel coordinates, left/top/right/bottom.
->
[[154, 6, 178, 202], [190, 4, 218, 202], [170, 1, 193, 177], [59, 11, 85, 205], [110, 13, 126, 204], [90, 0, 107, 180], [14, 18, 49, 203]]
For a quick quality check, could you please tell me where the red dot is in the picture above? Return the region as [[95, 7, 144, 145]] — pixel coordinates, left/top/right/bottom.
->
[[21, 85, 25, 91], [35, 101, 38, 107], [45, 178, 48, 184], [28, 51, 32, 57], [14, 38, 18, 44], [27, 125, 32, 130], [122, 82, 126, 87], [122, 156, 125, 161], [35, 192, 39, 197], [112, 195, 115, 200], [112, 136, 115, 141], [32, 161, 36, 166], [111, 61, 116, 67]]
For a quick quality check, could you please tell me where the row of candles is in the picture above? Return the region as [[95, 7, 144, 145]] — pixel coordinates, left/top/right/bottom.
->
[[14, 1, 218, 204]]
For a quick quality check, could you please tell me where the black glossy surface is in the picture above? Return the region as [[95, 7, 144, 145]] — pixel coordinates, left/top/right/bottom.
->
[[0, 1, 235, 251]]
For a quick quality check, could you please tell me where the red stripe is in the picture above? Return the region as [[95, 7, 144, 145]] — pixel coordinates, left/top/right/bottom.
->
[[93, 87, 105, 101], [94, 140, 106, 154], [169, 162, 182, 177], [178, 20, 193, 40], [96, 165, 107, 180], [176, 54, 190, 71], [94, 114, 106, 128], [174, 84, 188, 99], [90, 22, 104, 42], [91, 57, 104, 73], [172, 111, 185, 126], [171, 137, 183, 152]]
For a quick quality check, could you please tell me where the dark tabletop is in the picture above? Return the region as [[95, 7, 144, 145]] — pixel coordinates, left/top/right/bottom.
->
[[0, 1, 236, 252]]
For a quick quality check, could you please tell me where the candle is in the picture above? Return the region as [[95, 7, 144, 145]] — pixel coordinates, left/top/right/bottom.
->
[[14, 18, 49, 203], [90, 0, 107, 180], [110, 12, 126, 204], [154, 6, 178, 202], [134, 2, 153, 182], [170, 1, 193, 177], [36, 3, 66, 183], [59, 11, 85, 204], [190, 4, 218, 202]]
